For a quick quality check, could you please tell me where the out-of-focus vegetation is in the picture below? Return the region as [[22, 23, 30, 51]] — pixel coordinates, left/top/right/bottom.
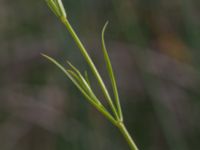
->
[[0, 0, 200, 150]]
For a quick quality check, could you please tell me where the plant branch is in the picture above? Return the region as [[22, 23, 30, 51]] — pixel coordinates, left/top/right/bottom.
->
[[44, 1, 139, 149], [60, 17, 120, 120]]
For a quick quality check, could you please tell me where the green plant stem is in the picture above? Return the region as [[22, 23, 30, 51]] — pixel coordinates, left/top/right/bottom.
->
[[117, 122, 139, 150], [60, 17, 120, 120], [60, 17, 138, 150], [45, 2, 139, 149]]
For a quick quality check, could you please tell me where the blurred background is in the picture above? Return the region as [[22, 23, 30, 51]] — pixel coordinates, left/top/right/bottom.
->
[[0, 0, 200, 149]]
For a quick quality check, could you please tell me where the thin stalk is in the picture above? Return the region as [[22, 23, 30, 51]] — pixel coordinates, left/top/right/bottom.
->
[[60, 16, 120, 120], [60, 17, 138, 150], [117, 122, 139, 150]]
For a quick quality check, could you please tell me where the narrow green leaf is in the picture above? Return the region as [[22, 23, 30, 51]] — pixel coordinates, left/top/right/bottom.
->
[[42, 54, 95, 103], [84, 71, 91, 86], [42, 53, 116, 124], [60, 18, 120, 120], [67, 62, 91, 91], [45, 0, 66, 18], [45, 0, 61, 17], [66, 69, 116, 125], [54, 0, 66, 18], [67, 69, 98, 103], [42, 53, 100, 106], [66, 70, 95, 101], [67, 62, 102, 105], [101, 22, 123, 121], [42, 53, 72, 79], [67, 69, 87, 90]]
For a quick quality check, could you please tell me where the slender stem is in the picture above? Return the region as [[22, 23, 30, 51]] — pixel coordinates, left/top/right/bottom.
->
[[117, 122, 139, 150], [60, 17, 139, 150], [45, 2, 139, 150], [60, 17, 120, 120]]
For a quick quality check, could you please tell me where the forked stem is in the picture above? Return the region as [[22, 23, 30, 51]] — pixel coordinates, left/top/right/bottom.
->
[[44, 1, 139, 148], [60, 16, 139, 150], [60, 16, 120, 120]]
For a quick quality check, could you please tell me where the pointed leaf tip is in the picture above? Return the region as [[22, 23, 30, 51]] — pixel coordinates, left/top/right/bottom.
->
[[101, 21, 123, 121], [102, 21, 109, 37]]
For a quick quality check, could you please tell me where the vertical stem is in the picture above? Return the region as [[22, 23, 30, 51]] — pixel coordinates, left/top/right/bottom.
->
[[117, 122, 139, 150]]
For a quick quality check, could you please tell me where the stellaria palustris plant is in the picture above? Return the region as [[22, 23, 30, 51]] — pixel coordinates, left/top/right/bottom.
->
[[42, 0, 139, 149]]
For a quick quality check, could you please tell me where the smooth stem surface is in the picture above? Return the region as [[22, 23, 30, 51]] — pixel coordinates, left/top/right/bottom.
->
[[60, 17, 120, 120], [58, 16, 139, 150], [117, 122, 139, 150]]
